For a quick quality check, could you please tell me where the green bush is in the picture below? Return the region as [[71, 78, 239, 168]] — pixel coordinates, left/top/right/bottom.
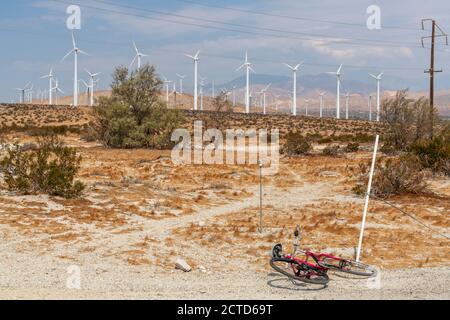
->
[[352, 155, 427, 198], [345, 142, 360, 153], [282, 132, 312, 156], [409, 125, 450, 175], [94, 64, 184, 149], [0, 135, 84, 198]]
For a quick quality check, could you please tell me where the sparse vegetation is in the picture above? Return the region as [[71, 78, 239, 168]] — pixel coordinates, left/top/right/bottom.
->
[[345, 142, 360, 153], [282, 132, 312, 156], [409, 124, 450, 176], [212, 91, 233, 112], [353, 155, 427, 198], [0, 135, 84, 198], [323, 144, 341, 156], [94, 64, 184, 149]]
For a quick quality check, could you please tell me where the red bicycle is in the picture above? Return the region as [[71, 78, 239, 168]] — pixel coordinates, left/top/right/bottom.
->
[[270, 227, 377, 284]]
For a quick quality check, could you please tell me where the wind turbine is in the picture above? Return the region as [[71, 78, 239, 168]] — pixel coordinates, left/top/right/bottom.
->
[[163, 77, 173, 103], [304, 98, 310, 116], [257, 83, 271, 115], [85, 69, 100, 107], [16, 82, 31, 103], [62, 32, 88, 107], [236, 52, 255, 114], [81, 80, 91, 105], [52, 78, 64, 105], [345, 92, 352, 120], [232, 85, 237, 107], [176, 74, 186, 95], [319, 92, 326, 118], [130, 41, 149, 70], [369, 72, 383, 122], [26, 84, 34, 103], [199, 76, 207, 111], [41, 68, 54, 105], [327, 64, 343, 119], [284, 62, 304, 116], [185, 50, 200, 111]]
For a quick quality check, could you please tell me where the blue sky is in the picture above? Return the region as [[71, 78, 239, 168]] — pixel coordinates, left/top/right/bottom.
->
[[1, 0, 449, 102]]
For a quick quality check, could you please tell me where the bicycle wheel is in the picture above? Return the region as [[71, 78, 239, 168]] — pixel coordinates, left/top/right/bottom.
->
[[320, 258, 377, 278], [270, 258, 329, 285]]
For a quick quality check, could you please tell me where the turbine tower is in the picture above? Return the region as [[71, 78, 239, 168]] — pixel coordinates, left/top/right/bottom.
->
[[257, 83, 271, 115], [41, 68, 54, 105], [185, 50, 200, 111], [130, 41, 149, 70], [163, 78, 173, 103], [284, 62, 304, 116], [62, 32, 88, 107], [236, 52, 255, 114], [369, 72, 383, 122], [176, 74, 186, 95], [327, 64, 343, 119], [319, 92, 326, 118], [232, 85, 237, 107], [16, 82, 31, 103], [345, 92, 351, 120], [85, 69, 100, 107], [52, 78, 64, 105], [304, 98, 310, 116], [368, 95, 373, 121], [199, 76, 207, 111]]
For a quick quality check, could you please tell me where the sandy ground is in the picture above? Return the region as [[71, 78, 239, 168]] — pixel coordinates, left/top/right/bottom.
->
[[0, 261, 448, 300], [0, 134, 448, 300]]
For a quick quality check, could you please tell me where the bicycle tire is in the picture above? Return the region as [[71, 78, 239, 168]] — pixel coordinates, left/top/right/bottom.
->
[[270, 257, 329, 285], [320, 258, 377, 278]]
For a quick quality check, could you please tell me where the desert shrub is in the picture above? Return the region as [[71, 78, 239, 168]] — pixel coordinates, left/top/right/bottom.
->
[[352, 155, 427, 198], [345, 142, 360, 153], [409, 125, 450, 175], [323, 144, 341, 156], [0, 135, 84, 198], [282, 132, 312, 156], [81, 124, 99, 142], [381, 90, 438, 152], [318, 137, 333, 144], [212, 91, 233, 112], [94, 64, 184, 149]]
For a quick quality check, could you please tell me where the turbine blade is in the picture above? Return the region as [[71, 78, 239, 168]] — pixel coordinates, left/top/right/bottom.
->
[[284, 63, 294, 70], [185, 54, 195, 60], [249, 66, 256, 73], [130, 55, 138, 67], [337, 64, 343, 74], [369, 73, 377, 79], [61, 49, 74, 62], [78, 50, 89, 56], [194, 50, 200, 59], [133, 41, 139, 54], [72, 32, 76, 49], [236, 64, 245, 72]]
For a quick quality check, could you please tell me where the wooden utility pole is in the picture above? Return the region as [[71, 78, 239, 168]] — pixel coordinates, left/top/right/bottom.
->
[[422, 19, 448, 138]]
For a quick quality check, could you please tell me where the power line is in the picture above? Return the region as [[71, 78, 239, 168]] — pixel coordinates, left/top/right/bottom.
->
[[0, 26, 426, 72], [374, 196, 450, 240], [174, 0, 423, 31], [87, 0, 424, 48], [49, 0, 428, 50]]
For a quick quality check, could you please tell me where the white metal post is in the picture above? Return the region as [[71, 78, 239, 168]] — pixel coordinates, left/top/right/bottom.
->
[[356, 135, 379, 262]]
